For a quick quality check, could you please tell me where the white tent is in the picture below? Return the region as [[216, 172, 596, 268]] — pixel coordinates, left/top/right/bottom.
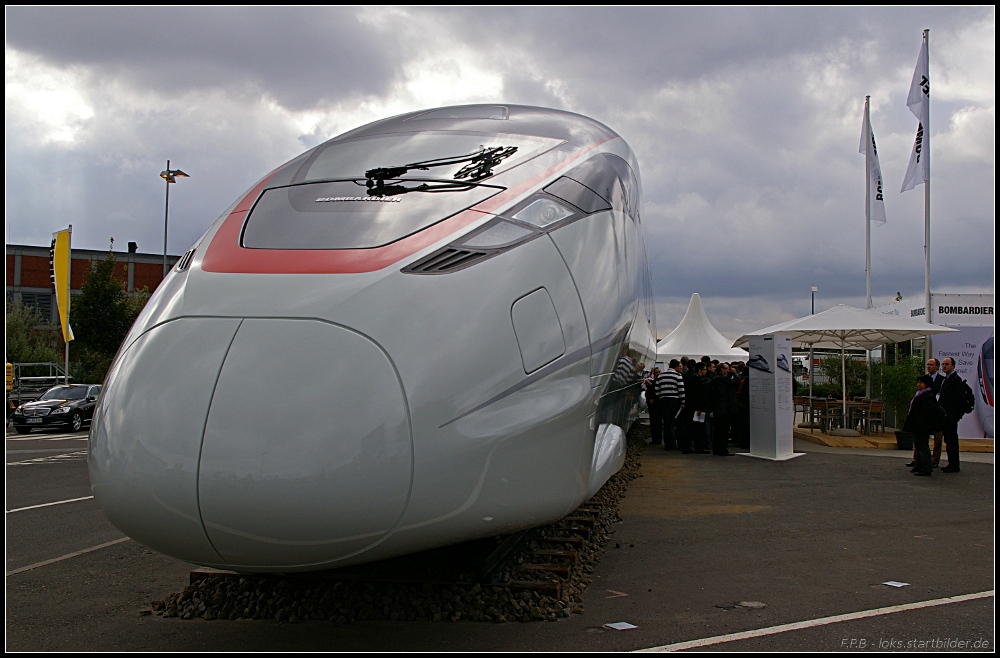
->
[[656, 293, 749, 363]]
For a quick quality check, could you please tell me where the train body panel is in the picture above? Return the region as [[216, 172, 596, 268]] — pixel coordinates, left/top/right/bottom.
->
[[90, 317, 241, 565], [90, 105, 657, 571]]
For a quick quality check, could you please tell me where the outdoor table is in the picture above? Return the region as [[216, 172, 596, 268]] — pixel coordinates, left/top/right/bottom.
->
[[844, 401, 870, 433]]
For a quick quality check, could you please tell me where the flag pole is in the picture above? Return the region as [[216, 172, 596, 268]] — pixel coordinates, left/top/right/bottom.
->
[[65, 225, 72, 385], [923, 29, 931, 326], [863, 96, 873, 400], [864, 96, 872, 310]]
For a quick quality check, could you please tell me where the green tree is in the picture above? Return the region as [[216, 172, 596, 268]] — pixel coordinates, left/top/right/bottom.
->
[[819, 355, 868, 398], [73, 252, 131, 356], [70, 245, 150, 382], [4, 302, 61, 365]]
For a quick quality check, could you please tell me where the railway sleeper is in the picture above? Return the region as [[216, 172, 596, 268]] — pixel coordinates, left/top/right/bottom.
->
[[508, 580, 562, 599], [538, 536, 586, 548], [530, 549, 578, 564], [553, 525, 591, 540], [518, 563, 572, 578]]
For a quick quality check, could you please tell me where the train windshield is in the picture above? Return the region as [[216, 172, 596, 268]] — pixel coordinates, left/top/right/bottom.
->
[[243, 132, 561, 250], [299, 132, 558, 183]]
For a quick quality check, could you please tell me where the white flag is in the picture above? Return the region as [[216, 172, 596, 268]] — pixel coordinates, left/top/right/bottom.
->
[[901, 37, 930, 192], [859, 110, 887, 226]]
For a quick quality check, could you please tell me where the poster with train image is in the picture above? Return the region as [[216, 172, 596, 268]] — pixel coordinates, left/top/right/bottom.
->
[[933, 326, 994, 439]]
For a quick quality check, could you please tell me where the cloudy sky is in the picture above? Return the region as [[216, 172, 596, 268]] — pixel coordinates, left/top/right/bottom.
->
[[5, 7, 994, 339]]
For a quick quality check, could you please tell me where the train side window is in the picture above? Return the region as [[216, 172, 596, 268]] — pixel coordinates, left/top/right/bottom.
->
[[543, 177, 611, 214], [607, 175, 627, 214], [627, 168, 640, 222], [603, 154, 638, 221], [561, 156, 620, 209]]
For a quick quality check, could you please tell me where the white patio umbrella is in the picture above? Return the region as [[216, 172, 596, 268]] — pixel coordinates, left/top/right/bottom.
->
[[733, 305, 958, 434]]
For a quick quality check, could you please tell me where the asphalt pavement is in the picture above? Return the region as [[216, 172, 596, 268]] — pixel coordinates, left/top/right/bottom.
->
[[5, 423, 994, 652]]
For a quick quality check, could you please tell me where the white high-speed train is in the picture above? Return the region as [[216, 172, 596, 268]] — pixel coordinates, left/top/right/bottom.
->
[[89, 104, 657, 572]]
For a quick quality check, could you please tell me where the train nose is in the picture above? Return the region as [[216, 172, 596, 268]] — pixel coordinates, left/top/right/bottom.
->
[[90, 318, 413, 570]]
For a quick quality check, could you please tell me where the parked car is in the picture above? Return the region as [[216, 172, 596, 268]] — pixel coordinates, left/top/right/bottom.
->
[[11, 384, 102, 434]]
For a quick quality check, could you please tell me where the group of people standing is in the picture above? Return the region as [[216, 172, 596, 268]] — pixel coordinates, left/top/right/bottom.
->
[[642, 356, 750, 457], [903, 356, 975, 476]]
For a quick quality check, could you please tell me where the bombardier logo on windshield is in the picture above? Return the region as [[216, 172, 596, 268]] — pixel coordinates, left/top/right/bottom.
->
[[315, 196, 402, 203]]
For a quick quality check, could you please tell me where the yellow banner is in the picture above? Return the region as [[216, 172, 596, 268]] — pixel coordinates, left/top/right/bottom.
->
[[50, 227, 74, 343]]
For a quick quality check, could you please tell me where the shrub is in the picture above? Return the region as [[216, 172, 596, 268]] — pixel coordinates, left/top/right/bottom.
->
[[873, 354, 924, 427]]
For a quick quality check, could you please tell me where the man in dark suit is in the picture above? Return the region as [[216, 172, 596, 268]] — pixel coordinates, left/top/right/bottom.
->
[[937, 357, 969, 473], [926, 358, 946, 467]]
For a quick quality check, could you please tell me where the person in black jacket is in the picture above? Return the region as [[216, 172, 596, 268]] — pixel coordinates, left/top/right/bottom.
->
[[937, 357, 971, 473], [687, 362, 711, 453], [903, 374, 938, 476], [709, 363, 739, 456], [911, 358, 947, 468], [678, 357, 698, 453], [700, 356, 716, 444]]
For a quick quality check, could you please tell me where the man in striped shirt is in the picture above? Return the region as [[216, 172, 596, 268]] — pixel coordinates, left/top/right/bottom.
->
[[655, 359, 685, 451]]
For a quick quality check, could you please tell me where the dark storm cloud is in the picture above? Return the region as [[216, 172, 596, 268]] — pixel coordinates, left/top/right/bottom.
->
[[5, 6, 993, 336], [424, 7, 843, 83], [420, 7, 974, 101], [6, 6, 401, 110]]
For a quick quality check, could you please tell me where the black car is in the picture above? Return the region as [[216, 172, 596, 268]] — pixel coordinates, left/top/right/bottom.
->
[[11, 384, 102, 434]]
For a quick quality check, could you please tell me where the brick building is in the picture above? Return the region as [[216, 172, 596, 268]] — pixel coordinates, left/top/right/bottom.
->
[[6, 243, 180, 329]]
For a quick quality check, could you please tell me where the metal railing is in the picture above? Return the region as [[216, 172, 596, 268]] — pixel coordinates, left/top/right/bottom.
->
[[7, 362, 73, 407]]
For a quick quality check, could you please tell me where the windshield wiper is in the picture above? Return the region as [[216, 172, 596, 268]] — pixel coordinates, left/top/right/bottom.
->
[[364, 146, 517, 196], [358, 179, 488, 197]]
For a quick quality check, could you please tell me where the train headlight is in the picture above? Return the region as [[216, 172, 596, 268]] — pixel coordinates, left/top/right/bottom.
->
[[454, 218, 536, 249], [512, 198, 573, 228]]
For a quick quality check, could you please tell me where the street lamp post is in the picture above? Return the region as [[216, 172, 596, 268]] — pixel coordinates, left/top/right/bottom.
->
[[160, 160, 190, 277], [808, 284, 819, 429]]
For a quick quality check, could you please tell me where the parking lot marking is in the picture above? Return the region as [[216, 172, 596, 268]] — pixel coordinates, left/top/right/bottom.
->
[[7, 448, 81, 455], [7, 495, 94, 514], [6, 537, 131, 576], [5, 434, 86, 442], [7, 450, 88, 466], [638, 590, 995, 652]]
